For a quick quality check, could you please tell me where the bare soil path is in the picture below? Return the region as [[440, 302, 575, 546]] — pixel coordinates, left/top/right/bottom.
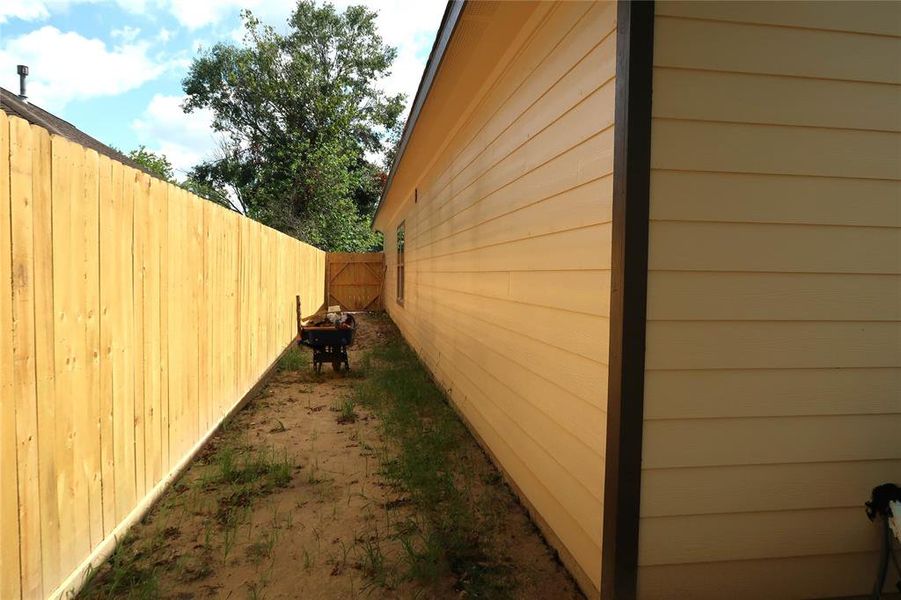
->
[[80, 313, 582, 600]]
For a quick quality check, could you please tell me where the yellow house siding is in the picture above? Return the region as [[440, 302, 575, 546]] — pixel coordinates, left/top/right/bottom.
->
[[639, 2, 901, 599], [380, 2, 617, 594]]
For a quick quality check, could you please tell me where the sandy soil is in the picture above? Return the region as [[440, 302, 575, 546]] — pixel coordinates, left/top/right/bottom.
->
[[80, 313, 582, 600]]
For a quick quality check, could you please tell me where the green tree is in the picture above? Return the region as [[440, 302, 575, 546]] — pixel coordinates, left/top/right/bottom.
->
[[127, 145, 175, 182], [182, 1, 403, 251]]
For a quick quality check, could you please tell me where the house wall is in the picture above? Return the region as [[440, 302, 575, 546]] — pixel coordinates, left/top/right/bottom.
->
[[379, 1, 617, 594], [638, 2, 901, 598]]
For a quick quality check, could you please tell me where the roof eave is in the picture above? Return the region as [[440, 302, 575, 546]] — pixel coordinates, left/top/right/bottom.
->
[[372, 0, 466, 231]]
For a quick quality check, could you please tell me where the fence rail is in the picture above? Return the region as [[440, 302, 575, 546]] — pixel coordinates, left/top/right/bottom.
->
[[0, 112, 326, 599]]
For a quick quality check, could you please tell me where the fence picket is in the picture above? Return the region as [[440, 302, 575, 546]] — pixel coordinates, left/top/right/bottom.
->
[[0, 112, 21, 600], [32, 124, 60, 594], [0, 116, 328, 598], [10, 115, 42, 598]]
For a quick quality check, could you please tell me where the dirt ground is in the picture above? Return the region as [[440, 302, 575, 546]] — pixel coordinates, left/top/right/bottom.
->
[[80, 313, 582, 600]]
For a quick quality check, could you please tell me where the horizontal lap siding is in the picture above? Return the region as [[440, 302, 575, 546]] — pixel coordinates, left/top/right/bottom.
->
[[638, 3, 901, 599], [382, 2, 616, 594]]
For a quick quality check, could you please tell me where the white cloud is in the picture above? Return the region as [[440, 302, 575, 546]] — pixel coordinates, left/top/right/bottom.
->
[[228, 26, 245, 44], [110, 25, 141, 43], [0, 26, 169, 110], [0, 0, 149, 24], [132, 93, 217, 176], [165, 0, 271, 30], [0, 0, 50, 23], [112, 0, 149, 13], [0, 0, 275, 29], [166, 0, 233, 30], [157, 27, 173, 42]]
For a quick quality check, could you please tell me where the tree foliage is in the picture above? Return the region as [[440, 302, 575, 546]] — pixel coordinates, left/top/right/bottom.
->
[[126, 145, 175, 182], [182, 1, 403, 251]]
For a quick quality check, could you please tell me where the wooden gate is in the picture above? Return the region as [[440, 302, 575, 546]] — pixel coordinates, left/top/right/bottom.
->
[[327, 252, 385, 311]]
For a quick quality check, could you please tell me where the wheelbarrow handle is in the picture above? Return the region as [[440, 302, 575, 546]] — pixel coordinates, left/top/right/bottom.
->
[[296, 295, 302, 339]]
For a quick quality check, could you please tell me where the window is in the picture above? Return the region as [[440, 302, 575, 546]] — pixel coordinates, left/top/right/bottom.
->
[[396, 221, 405, 304]]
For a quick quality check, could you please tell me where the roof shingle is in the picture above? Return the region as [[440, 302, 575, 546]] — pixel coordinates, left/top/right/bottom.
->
[[0, 86, 156, 177]]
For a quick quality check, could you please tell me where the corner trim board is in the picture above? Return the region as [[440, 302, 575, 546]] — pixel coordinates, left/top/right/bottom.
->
[[601, 2, 654, 600]]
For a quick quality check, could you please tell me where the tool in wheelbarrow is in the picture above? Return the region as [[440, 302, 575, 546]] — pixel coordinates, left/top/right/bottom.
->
[[296, 299, 356, 373]]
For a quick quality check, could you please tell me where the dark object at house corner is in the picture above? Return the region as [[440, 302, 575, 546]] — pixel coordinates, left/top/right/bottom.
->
[[866, 483, 901, 599]]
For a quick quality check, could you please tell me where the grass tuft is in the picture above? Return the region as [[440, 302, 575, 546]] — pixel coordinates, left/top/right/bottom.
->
[[357, 533, 387, 586], [81, 436, 295, 598], [80, 534, 160, 599], [336, 399, 358, 424], [209, 446, 293, 490], [277, 346, 309, 372]]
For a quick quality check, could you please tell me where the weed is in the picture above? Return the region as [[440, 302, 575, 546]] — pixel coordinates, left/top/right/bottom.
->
[[274, 508, 295, 530], [337, 399, 358, 424], [178, 554, 213, 583], [302, 547, 315, 571], [245, 528, 279, 565], [208, 446, 293, 490], [80, 535, 160, 599], [338, 539, 351, 569], [357, 533, 387, 586], [246, 580, 265, 600], [277, 346, 309, 372], [222, 523, 238, 559], [398, 526, 446, 586], [307, 455, 324, 485]]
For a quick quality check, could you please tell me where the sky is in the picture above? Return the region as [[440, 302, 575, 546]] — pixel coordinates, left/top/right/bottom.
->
[[0, 0, 446, 180]]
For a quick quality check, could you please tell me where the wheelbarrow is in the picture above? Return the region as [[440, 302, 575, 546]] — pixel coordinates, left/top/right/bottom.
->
[[296, 297, 356, 373]]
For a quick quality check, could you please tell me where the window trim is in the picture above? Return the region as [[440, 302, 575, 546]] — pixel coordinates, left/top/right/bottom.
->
[[396, 221, 405, 305]]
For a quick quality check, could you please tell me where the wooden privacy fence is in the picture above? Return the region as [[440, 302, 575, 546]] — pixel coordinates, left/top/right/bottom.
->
[[0, 112, 326, 599], [327, 252, 385, 311]]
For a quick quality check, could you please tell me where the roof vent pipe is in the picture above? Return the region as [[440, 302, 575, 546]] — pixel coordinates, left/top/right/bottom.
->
[[17, 65, 28, 101]]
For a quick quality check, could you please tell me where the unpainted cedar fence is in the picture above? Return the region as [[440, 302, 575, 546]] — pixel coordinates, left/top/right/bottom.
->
[[326, 251, 385, 311], [0, 112, 327, 599]]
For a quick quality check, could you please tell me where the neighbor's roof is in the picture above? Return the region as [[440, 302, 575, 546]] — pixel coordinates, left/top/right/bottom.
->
[[0, 86, 153, 175], [372, 0, 464, 229]]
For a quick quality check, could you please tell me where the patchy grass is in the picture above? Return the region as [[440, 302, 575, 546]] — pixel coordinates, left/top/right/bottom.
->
[[79, 313, 579, 600], [356, 531, 388, 585], [206, 445, 293, 489], [336, 398, 358, 424], [353, 334, 518, 598], [83, 534, 160, 600], [277, 345, 309, 372], [80, 421, 296, 600]]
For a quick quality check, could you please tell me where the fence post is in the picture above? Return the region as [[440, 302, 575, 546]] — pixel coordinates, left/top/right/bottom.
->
[[296, 295, 302, 340]]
